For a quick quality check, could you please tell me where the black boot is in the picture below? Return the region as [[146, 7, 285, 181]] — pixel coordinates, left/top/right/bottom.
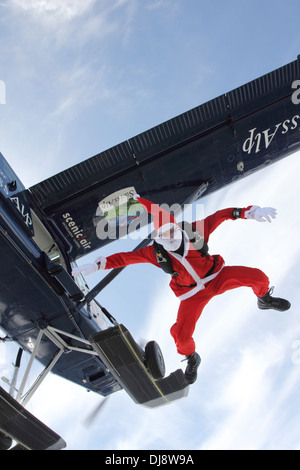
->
[[184, 352, 201, 384], [257, 287, 291, 312]]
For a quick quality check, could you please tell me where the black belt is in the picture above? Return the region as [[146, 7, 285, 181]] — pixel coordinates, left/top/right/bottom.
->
[[204, 258, 216, 278], [176, 259, 216, 288], [177, 282, 197, 288]]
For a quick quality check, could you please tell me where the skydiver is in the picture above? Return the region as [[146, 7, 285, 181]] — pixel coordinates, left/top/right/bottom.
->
[[72, 197, 291, 385]]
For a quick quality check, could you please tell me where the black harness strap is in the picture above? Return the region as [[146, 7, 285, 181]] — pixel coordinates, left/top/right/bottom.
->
[[153, 241, 179, 277], [180, 221, 209, 256], [153, 222, 210, 281]]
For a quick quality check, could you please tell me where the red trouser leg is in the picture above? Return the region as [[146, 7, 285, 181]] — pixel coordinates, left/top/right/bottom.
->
[[170, 266, 269, 356]]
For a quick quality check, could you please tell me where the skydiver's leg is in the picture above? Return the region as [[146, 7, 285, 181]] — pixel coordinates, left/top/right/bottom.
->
[[211, 265, 270, 298], [170, 293, 208, 384], [170, 291, 211, 357], [170, 265, 269, 356], [211, 265, 290, 311], [170, 264, 290, 383]]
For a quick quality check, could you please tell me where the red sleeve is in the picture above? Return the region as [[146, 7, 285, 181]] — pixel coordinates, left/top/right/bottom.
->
[[192, 206, 252, 242], [105, 245, 159, 270]]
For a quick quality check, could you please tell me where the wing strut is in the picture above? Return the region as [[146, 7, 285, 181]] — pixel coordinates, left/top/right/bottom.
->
[[77, 235, 153, 310]]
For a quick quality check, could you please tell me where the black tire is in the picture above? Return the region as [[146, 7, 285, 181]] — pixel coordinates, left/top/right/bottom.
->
[[144, 341, 166, 379]]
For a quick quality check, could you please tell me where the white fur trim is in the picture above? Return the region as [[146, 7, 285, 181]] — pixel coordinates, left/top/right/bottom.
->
[[244, 205, 259, 219], [94, 255, 107, 270], [177, 264, 225, 301]]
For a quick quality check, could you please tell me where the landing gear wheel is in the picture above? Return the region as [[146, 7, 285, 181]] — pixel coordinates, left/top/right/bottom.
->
[[144, 341, 166, 379]]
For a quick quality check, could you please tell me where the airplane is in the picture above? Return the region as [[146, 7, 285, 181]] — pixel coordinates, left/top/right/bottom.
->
[[1, 55, 300, 450]]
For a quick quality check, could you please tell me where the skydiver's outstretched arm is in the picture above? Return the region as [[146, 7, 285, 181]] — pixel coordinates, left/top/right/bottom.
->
[[96, 246, 158, 270], [193, 205, 277, 242], [72, 245, 159, 277]]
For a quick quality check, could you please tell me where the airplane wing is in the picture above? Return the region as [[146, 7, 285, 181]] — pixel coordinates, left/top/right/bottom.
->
[[0, 386, 66, 450], [28, 56, 300, 261]]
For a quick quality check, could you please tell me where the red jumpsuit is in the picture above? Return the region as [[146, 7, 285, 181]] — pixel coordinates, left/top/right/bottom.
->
[[103, 207, 270, 356]]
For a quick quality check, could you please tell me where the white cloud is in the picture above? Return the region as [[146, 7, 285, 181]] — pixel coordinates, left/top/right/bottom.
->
[[7, 0, 137, 39], [145, 0, 177, 11], [0, 341, 7, 367], [49, 63, 112, 118], [197, 332, 300, 450], [8, 0, 96, 24], [0, 0, 136, 72], [2, 0, 141, 121]]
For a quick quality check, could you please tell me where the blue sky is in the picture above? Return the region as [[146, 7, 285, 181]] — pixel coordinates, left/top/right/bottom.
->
[[1, 0, 300, 450]]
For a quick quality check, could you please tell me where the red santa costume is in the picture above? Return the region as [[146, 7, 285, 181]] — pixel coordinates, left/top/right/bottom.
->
[[73, 198, 290, 383]]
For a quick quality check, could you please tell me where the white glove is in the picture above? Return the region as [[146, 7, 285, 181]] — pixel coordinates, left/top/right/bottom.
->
[[72, 263, 98, 277], [94, 255, 107, 270], [245, 206, 277, 223]]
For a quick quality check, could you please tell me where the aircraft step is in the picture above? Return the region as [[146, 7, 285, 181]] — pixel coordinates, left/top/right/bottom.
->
[[90, 324, 189, 408]]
